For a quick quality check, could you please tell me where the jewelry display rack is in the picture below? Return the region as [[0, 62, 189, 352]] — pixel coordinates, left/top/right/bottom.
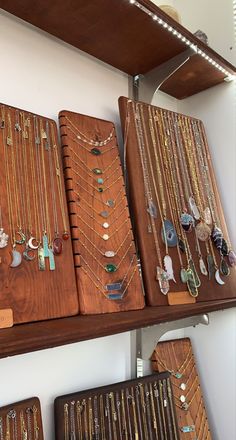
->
[[119, 97, 236, 306], [0, 397, 44, 440], [0, 103, 78, 326], [152, 338, 212, 439], [54, 373, 180, 440], [0, 0, 234, 358], [59, 110, 144, 314]]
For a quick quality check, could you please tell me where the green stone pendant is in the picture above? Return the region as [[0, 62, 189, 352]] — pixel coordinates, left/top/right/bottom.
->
[[105, 264, 117, 273], [180, 268, 188, 283], [97, 178, 104, 184], [91, 148, 101, 155], [92, 168, 103, 175], [98, 188, 104, 193]]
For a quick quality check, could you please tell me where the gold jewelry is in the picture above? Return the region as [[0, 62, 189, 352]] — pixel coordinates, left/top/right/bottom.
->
[[64, 403, 69, 440], [121, 390, 128, 440], [64, 115, 115, 146], [76, 401, 83, 440]]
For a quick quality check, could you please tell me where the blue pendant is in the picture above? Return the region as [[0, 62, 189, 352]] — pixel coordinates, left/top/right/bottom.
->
[[161, 219, 178, 247], [175, 372, 182, 379], [106, 293, 123, 300], [106, 282, 122, 291], [180, 426, 195, 433], [49, 247, 56, 271], [43, 234, 50, 257]]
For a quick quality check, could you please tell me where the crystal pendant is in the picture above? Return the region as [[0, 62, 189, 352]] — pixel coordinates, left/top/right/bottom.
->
[[156, 267, 169, 295], [178, 238, 185, 253], [181, 426, 195, 433], [105, 264, 117, 273], [180, 395, 186, 403], [0, 228, 9, 248], [161, 219, 178, 247], [164, 255, 176, 283], [204, 207, 212, 225], [92, 168, 103, 175], [104, 251, 116, 258], [102, 222, 109, 229], [147, 200, 157, 218], [180, 383, 186, 391], [180, 268, 188, 283], [199, 257, 208, 276], [91, 148, 101, 155], [188, 197, 200, 220], [228, 250, 236, 267]]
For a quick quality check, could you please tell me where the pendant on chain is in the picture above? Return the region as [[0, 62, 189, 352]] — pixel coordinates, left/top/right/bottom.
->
[[0, 228, 9, 248], [161, 219, 178, 247]]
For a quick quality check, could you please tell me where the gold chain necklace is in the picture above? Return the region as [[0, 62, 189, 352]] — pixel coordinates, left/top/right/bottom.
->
[[64, 115, 115, 146], [77, 214, 129, 241], [66, 128, 117, 155], [68, 148, 120, 182], [74, 187, 126, 218]]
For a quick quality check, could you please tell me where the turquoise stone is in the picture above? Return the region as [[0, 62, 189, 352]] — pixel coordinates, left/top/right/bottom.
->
[[92, 168, 103, 175], [97, 178, 104, 184], [105, 264, 117, 273], [91, 148, 101, 155], [175, 372, 182, 379], [98, 188, 104, 193]]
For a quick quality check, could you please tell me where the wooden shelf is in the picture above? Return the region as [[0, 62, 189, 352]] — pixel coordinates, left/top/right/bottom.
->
[[1, 0, 235, 99], [0, 299, 235, 358]]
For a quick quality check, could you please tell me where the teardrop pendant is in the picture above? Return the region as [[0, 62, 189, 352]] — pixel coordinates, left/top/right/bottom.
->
[[189, 259, 201, 287], [186, 269, 198, 297], [220, 258, 230, 277], [161, 219, 178, 247], [180, 268, 188, 283]]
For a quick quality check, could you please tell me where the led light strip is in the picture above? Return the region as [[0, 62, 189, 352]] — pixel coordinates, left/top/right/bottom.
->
[[128, 0, 236, 81]]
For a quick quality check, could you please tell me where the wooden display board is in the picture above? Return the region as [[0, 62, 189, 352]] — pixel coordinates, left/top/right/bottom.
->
[[152, 338, 212, 439], [119, 97, 236, 306], [0, 397, 44, 439], [59, 110, 145, 314], [0, 103, 78, 325], [55, 372, 179, 440]]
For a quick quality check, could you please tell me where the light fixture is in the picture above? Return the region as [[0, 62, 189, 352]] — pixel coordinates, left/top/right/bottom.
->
[[127, 0, 236, 81]]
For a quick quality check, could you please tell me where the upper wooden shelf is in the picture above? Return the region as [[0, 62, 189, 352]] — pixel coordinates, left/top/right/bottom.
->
[[0, 299, 236, 358], [1, 0, 235, 99]]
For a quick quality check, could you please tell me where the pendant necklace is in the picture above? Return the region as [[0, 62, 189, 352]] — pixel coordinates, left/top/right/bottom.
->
[[46, 121, 63, 255], [51, 122, 70, 241], [66, 127, 117, 156], [80, 253, 137, 300], [3, 111, 22, 267], [75, 170, 123, 194], [69, 148, 120, 183], [74, 187, 126, 219], [64, 114, 115, 146], [132, 102, 169, 294]]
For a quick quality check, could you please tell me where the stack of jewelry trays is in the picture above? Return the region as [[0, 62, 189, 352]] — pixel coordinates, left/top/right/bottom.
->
[[0, 397, 43, 440], [152, 338, 211, 439], [0, 103, 78, 324], [119, 97, 236, 304], [59, 110, 145, 314], [54, 372, 180, 440]]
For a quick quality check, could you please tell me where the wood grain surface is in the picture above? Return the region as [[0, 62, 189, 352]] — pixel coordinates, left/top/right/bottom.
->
[[0, 103, 78, 324], [54, 372, 179, 440], [0, 397, 44, 440], [59, 110, 145, 314], [152, 338, 212, 440], [119, 96, 236, 306]]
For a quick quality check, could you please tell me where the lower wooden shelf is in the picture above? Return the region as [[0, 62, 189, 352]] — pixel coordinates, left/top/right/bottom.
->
[[0, 299, 235, 359]]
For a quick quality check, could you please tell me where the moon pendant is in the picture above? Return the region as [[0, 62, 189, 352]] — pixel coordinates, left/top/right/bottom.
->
[[27, 237, 39, 250], [215, 269, 225, 285], [15, 231, 26, 245], [23, 247, 35, 261], [10, 249, 22, 268]]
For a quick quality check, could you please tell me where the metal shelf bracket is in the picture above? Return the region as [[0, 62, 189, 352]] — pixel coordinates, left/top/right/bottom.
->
[[132, 48, 194, 104], [131, 313, 209, 378]]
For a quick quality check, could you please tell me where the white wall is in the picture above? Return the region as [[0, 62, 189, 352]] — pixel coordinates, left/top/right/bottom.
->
[[0, 3, 235, 440], [0, 9, 131, 439]]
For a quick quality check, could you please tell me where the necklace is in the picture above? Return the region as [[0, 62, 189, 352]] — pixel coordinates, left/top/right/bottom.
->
[[51, 122, 70, 241], [66, 128, 117, 156], [74, 187, 125, 218], [64, 115, 115, 146], [76, 401, 83, 440], [82, 399, 89, 440], [155, 343, 192, 379], [121, 390, 128, 440], [77, 213, 129, 241], [32, 405, 40, 440], [68, 148, 120, 182], [99, 395, 106, 440], [75, 171, 123, 193]]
